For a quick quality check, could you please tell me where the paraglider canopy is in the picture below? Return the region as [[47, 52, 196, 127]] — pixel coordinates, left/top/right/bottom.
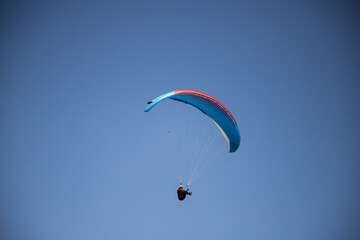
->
[[145, 90, 240, 152]]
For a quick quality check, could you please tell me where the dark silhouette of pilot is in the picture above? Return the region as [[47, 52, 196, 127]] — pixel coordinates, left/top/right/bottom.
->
[[177, 185, 192, 201]]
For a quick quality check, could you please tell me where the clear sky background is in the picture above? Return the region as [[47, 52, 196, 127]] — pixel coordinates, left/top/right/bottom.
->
[[1, 1, 360, 239]]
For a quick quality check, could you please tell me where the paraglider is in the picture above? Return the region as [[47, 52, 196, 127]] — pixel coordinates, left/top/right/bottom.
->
[[177, 184, 192, 201], [145, 90, 240, 152], [144, 90, 241, 200]]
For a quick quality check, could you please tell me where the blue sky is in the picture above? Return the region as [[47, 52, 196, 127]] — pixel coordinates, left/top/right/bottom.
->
[[1, 1, 360, 239]]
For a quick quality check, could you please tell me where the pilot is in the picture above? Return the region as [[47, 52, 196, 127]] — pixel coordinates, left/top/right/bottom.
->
[[177, 184, 192, 201]]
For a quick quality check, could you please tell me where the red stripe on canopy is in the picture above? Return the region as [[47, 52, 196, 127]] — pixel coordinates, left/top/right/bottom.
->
[[174, 90, 237, 125]]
